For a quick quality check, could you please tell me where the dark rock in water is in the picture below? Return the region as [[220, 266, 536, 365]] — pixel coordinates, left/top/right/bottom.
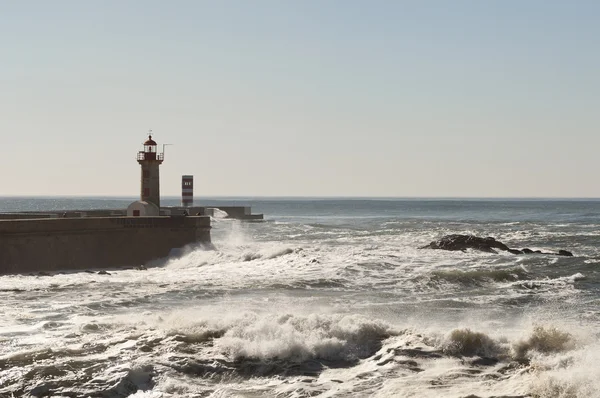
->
[[470, 356, 499, 366], [37, 272, 52, 277], [97, 270, 111, 275], [30, 384, 51, 397], [420, 235, 510, 253], [420, 234, 574, 256]]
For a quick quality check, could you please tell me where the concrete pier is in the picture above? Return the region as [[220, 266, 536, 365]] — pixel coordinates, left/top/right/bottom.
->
[[0, 216, 211, 275], [0, 206, 264, 221]]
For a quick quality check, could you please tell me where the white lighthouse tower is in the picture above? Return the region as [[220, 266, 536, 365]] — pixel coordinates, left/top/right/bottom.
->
[[137, 133, 164, 208]]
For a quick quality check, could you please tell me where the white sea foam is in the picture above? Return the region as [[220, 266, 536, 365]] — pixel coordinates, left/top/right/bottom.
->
[[529, 343, 600, 397], [211, 208, 230, 219]]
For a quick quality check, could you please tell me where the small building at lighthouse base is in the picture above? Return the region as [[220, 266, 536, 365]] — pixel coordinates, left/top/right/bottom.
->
[[127, 200, 160, 217]]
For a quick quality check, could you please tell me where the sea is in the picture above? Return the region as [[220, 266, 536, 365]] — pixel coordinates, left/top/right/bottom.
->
[[1, 197, 599, 398]]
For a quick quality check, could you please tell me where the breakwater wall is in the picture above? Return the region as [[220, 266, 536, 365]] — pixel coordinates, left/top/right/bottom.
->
[[0, 206, 264, 221], [0, 216, 211, 275]]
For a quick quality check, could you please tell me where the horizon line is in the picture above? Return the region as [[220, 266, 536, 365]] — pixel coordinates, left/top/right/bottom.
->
[[2, 195, 600, 201]]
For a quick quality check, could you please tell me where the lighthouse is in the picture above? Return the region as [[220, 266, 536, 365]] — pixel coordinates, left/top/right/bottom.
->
[[137, 133, 164, 208]]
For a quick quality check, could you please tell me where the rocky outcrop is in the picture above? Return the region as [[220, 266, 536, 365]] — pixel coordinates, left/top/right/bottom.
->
[[420, 234, 573, 256], [557, 250, 574, 256]]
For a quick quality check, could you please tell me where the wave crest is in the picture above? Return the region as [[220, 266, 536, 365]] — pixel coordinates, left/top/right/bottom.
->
[[514, 325, 575, 360], [430, 268, 529, 286], [437, 325, 577, 363], [441, 328, 506, 358], [215, 313, 393, 363], [242, 247, 295, 262]]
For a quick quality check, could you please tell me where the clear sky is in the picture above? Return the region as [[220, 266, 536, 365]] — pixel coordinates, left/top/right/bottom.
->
[[1, 1, 598, 197]]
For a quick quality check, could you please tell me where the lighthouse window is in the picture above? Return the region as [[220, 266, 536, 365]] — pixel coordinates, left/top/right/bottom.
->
[[144, 188, 150, 197], [143, 170, 149, 178]]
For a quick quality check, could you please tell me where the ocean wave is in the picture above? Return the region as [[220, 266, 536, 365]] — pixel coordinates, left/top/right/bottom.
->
[[370, 324, 591, 397], [428, 268, 529, 286], [241, 247, 295, 262], [215, 313, 394, 363], [268, 278, 348, 290], [419, 324, 579, 366], [529, 345, 600, 398], [512, 273, 586, 290], [440, 328, 506, 358], [513, 325, 575, 361], [1, 309, 597, 398]]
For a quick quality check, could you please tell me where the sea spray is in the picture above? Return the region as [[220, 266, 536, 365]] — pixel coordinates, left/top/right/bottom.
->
[[215, 313, 393, 363], [514, 325, 575, 360], [527, 340, 600, 398], [441, 328, 507, 358]]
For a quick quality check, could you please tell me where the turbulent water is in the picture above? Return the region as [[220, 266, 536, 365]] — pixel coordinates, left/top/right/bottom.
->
[[1, 197, 600, 398]]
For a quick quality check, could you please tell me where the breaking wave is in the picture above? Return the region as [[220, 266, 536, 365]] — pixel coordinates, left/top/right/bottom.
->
[[0, 307, 597, 398], [440, 328, 506, 358], [513, 325, 576, 360], [241, 247, 295, 262], [216, 313, 394, 363], [438, 325, 577, 363]]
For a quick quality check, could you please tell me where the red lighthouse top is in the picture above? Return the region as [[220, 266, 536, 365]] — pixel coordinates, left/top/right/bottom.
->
[[137, 133, 163, 162], [144, 135, 157, 146]]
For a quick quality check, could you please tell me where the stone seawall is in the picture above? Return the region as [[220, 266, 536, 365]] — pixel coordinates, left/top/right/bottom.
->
[[0, 216, 211, 275]]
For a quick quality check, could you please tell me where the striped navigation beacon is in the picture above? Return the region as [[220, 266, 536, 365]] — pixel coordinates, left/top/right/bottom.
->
[[181, 175, 194, 207]]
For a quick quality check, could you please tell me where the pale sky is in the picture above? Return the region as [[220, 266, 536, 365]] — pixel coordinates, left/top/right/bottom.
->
[[1, 1, 598, 197]]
